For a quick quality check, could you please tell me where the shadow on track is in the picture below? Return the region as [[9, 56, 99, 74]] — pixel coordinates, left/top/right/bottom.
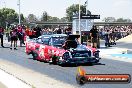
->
[[60, 63, 105, 67], [0, 46, 10, 48], [27, 58, 105, 67]]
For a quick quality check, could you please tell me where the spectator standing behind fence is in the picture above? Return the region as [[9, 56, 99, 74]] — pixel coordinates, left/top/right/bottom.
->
[[28, 29, 33, 39], [104, 30, 111, 47], [10, 28, 18, 50], [0, 27, 4, 47], [25, 27, 29, 36], [56, 28, 62, 34], [35, 27, 42, 37], [110, 30, 116, 45], [65, 27, 72, 35], [90, 25, 99, 48]]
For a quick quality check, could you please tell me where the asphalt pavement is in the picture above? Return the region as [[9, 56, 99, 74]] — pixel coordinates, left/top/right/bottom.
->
[[0, 42, 132, 88]]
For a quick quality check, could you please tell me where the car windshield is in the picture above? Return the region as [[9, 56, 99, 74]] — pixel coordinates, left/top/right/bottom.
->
[[41, 37, 50, 45], [52, 37, 66, 47]]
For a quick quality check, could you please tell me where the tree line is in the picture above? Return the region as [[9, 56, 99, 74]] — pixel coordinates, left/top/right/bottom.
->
[[0, 4, 131, 28]]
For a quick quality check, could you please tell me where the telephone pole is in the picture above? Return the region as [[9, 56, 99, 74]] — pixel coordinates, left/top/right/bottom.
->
[[18, 0, 21, 25], [79, 0, 81, 43]]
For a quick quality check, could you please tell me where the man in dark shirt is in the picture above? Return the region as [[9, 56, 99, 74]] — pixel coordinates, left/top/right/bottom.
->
[[90, 25, 99, 48], [35, 27, 42, 38], [0, 27, 4, 47], [57, 28, 62, 34]]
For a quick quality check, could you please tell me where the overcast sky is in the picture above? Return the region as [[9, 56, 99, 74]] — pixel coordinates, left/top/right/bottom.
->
[[0, 0, 132, 21]]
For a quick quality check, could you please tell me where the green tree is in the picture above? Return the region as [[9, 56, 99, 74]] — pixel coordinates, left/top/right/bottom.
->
[[20, 14, 25, 23], [48, 16, 60, 22], [116, 18, 131, 22], [103, 17, 116, 22], [103, 17, 131, 22], [0, 8, 24, 28], [60, 17, 68, 22], [41, 11, 49, 22], [27, 14, 38, 22], [40, 11, 61, 22], [66, 4, 91, 21]]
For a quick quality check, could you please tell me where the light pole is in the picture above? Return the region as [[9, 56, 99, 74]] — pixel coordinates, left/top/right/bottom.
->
[[17, 0, 21, 25], [78, 0, 81, 43], [85, 0, 88, 32], [85, 0, 88, 14]]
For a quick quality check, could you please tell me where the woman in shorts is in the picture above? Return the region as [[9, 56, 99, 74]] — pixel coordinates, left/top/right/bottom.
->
[[10, 28, 18, 50]]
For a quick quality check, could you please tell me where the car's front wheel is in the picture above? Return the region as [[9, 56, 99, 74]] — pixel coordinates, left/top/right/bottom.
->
[[32, 51, 38, 60]]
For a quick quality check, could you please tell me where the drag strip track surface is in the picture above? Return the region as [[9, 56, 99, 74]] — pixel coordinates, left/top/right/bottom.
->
[[0, 45, 132, 88]]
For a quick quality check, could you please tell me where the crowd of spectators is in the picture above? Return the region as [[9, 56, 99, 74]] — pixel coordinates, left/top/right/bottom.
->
[[40, 26, 72, 35], [99, 25, 132, 47], [81, 25, 132, 48], [99, 26, 132, 40], [13, 25, 132, 49], [1, 24, 132, 49]]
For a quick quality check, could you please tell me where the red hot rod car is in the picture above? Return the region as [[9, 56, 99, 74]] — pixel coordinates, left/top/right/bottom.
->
[[25, 34, 101, 65]]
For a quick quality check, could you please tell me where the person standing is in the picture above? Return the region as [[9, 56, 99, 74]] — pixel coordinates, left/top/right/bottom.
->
[[0, 27, 4, 47], [10, 28, 18, 50], [25, 27, 29, 36], [56, 28, 62, 34], [28, 29, 33, 39], [17, 26, 23, 47], [104, 30, 111, 47], [36, 27, 42, 37], [90, 25, 99, 48]]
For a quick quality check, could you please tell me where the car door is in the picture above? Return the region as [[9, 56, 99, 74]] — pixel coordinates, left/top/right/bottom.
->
[[43, 37, 53, 61], [35, 38, 42, 51], [39, 36, 51, 61], [47, 37, 62, 58], [34, 38, 44, 60]]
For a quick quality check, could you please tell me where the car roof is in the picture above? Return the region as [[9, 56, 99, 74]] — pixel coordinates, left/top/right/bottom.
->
[[38, 35, 52, 38], [52, 34, 67, 37], [40, 34, 67, 38]]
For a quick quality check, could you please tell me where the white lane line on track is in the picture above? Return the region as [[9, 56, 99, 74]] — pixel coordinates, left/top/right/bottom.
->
[[100, 54, 132, 63], [0, 68, 31, 88], [0, 59, 76, 88]]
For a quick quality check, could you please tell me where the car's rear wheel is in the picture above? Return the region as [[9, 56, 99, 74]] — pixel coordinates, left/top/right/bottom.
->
[[49, 55, 58, 65]]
